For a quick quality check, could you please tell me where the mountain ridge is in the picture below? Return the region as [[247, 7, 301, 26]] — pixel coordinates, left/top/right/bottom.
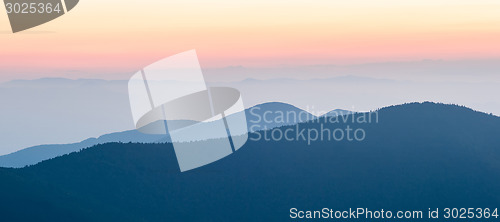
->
[[0, 102, 499, 221], [0, 102, 321, 168]]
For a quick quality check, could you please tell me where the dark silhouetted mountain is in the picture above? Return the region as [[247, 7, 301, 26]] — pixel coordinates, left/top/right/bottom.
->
[[0, 102, 498, 221], [0, 102, 317, 168], [322, 108, 352, 117], [0, 130, 166, 168]]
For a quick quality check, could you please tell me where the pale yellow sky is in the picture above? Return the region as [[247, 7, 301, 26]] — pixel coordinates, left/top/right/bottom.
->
[[1, 0, 500, 80]]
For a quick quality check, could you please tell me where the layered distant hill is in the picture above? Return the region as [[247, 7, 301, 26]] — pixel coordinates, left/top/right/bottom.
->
[[0, 102, 499, 221], [2, 77, 497, 156], [0, 102, 324, 168]]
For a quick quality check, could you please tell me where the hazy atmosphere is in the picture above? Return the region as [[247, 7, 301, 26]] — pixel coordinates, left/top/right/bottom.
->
[[1, 0, 499, 155]]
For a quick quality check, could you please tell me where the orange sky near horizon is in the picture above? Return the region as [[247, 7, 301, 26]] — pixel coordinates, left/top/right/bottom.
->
[[1, 0, 500, 80]]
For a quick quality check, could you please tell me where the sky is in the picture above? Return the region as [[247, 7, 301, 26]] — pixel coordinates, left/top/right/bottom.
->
[[1, 0, 500, 81], [0, 0, 499, 155]]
